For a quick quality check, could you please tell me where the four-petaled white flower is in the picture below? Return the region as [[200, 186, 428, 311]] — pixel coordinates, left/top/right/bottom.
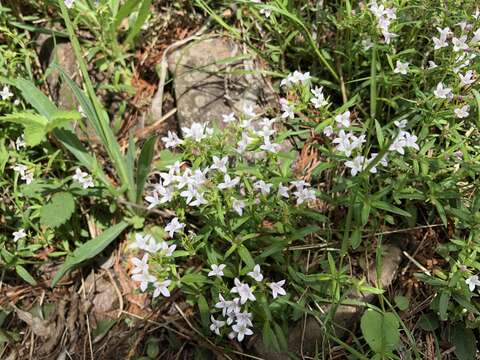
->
[[162, 131, 182, 148], [211, 156, 228, 173], [394, 60, 409, 75], [153, 279, 171, 298], [254, 180, 272, 196], [13, 228, 27, 242], [345, 155, 366, 176], [335, 110, 351, 128], [452, 35, 468, 52], [164, 217, 185, 238], [459, 70, 475, 87], [145, 192, 160, 209], [208, 264, 226, 278], [0, 85, 13, 100], [160, 241, 176, 257], [279, 98, 294, 119], [232, 198, 245, 216], [433, 82, 452, 99], [466, 275, 480, 292], [222, 112, 236, 123], [243, 104, 256, 118], [294, 187, 316, 205], [131, 254, 150, 274], [182, 122, 211, 142], [230, 278, 256, 304], [454, 105, 470, 118], [269, 280, 286, 299], [210, 316, 226, 335], [130, 233, 152, 250], [132, 272, 157, 292], [230, 323, 253, 342], [428, 61, 438, 69], [72, 168, 94, 189], [247, 265, 263, 282], [218, 174, 240, 190]]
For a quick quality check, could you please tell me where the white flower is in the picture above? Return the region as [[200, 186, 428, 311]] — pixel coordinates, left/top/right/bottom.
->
[[210, 316, 226, 335], [345, 155, 366, 176], [323, 125, 334, 137], [459, 70, 475, 87], [161, 131, 182, 148], [131, 254, 150, 275], [222, 112, 236, 123], [243, 104, 256, 118], [278, 184, 289, 198], [432, 36, 448, 49], [260, 139, 281, 153], [279, 98, 294, 119], [437, 27, 452, 41], [370, 153, 388, 167], [157, 185, 175, 204], [208, 264, 226, 278], [13, 164, 27, 176], [15, 136, 25, 150], [268, 280, 286, 299], [466, 275, 480, 292], [230, 278, 256, 304], [0, 85, 13, 100], [13, 229, 27, 242], [230, 323, 253, 342], [428, 61, 438, 69], [153, 279, 171, 298], [72, 168, 94, 189], [394, 119, 407, 129], [144, 237, 163, 253], [393, 60, 409, 75], [260, 7, 272, 17], [166, 161, 182, 175], [382, 31, 398, 44], [145, 192, 160, 209], [389, 136, 406, 155], [236, 311, 253, 328], [215, 294, 232, 316], [433, 82, 452, 99], [21, 171, 33, 184], [452, 35, 468, 52], [180, 186, 197, 204], [164, 217, 185, 238], [311, 94, 328, 108], [211, 156, 228, 173], [218, 174, 240, 190], [472, 28, 480, 43], [160, 241, 176, 257], [247, 264, 263, 282], [130, 233, 152, 250], [291, 180, 310, 190], [64, 0, 75, 8], [404, 132, 419, 151], [132, 272, 157, 292], [335, 110, 351, 128], [362, 38, 373, 50], [182, 122, 209, 142], [190, 191, 208, 207], [454, 105, 470, 118], [232, 198, 245, 216], [175, 169, 192, 190], [253, 180, 272, 195], [293, 187, 316, 205]]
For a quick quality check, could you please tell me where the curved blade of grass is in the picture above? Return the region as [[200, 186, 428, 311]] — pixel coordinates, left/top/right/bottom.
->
[[51, 221, 128, 287], [125, 0, 152, 45]]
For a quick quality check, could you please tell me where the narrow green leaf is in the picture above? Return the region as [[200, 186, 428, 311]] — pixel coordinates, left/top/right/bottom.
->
[[51, 222, 129, 287], [238, 245, 255, 268], [136, 136, 156, 203], [125, 0, 152, 45], [114, 0, 141, 29], [15, 265, 37, 286]]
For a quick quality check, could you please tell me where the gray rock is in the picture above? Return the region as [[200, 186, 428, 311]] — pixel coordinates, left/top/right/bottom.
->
[[253, 244, 403, 358], [167, 36, 275, 133]]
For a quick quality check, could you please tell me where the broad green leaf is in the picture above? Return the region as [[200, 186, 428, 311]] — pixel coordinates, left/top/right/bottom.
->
[[360, 309, 400, 355], [394, 295, 409, 311], [47, 110, 82, 131], [136, 136, 156, 203], [0, 112, 48, 146], [6, 78, 57, 117], [15, 265, 37, 286], [452, 324, 476, 360], [417, 313, 439, 331], [51, 221, 129, 287], [40, 192, 75, 228]]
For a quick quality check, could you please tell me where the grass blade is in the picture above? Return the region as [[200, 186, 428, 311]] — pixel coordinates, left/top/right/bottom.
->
[[135, 136, 156, 204]]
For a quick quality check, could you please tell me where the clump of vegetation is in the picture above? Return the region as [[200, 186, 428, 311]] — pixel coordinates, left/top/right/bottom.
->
[[1, 0, 480, 359]]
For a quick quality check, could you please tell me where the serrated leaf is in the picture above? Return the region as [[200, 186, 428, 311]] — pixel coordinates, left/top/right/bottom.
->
[[51, 221, 128, 287], [40, 192, 75, 228]]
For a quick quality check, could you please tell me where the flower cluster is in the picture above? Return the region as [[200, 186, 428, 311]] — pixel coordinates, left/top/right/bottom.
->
[[209, 264, 286, 341], [129, 220, 183, 299], [368, 1, 397, 44], [12, 164, 33, 184], [72, 168, 94, 189]]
